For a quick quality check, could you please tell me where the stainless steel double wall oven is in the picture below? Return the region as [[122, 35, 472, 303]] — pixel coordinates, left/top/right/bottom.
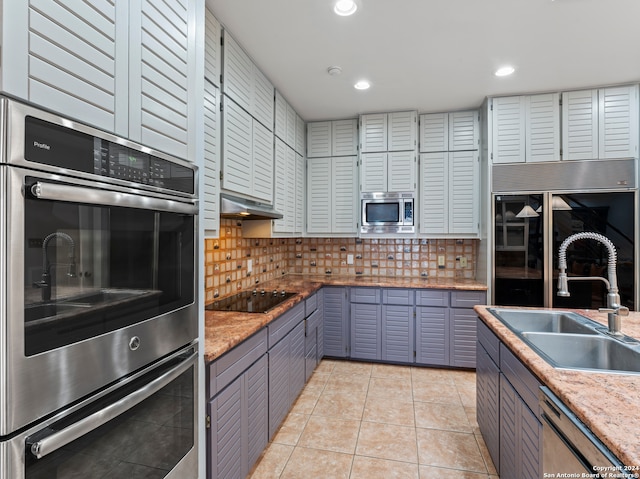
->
[[0, 97, 199, 478]]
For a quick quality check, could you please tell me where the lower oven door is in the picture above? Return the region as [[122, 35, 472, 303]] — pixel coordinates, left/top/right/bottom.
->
[[1, 345, 198, 479]]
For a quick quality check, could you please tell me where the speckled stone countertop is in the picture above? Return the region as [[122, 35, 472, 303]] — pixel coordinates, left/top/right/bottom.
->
[[475, 305, 640, 468], [204, 274, 487, 363]]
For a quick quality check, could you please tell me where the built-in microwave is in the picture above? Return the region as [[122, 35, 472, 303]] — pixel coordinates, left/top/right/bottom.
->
[[361, 192, 415, 234]]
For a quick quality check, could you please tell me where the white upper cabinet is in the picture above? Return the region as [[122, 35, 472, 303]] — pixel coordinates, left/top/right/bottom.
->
[[222, 30, 274, 130], [1, 0, 201, 160], [307, 156, 358, 235], [491, 96, 527, 163], [360, 153, 387, 192], [361, 152, 416, 192], [420, 110, 479, 152], [420, 150, 479, 236], [361, 111, 417, 153], [525, 93, 561, 163], [203, 81, 220, 236], [275, 90, 305, 155], [205, 9, 221, 87], [307, 119, 357, 158], [296, 115, 306, 156], [563, 85, 639, 161], [295, 153, 304, 234], [275, 91, 287, 141], [492, 93, 560, 164]]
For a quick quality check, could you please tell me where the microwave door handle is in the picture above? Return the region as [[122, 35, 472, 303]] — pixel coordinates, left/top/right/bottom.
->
[[30, 181, 198, 215], [27, 351, 196, 460]]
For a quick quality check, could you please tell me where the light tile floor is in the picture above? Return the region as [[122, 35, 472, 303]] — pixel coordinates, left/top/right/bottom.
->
[[248, 359, 499, 479]]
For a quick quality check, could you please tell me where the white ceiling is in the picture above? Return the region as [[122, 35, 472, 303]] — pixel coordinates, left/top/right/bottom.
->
[[206, 0, 640, 121]]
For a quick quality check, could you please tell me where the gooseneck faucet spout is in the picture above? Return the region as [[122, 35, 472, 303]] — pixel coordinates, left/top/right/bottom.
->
[[557, 232, 628, 336], [33, 232, 76, 301]]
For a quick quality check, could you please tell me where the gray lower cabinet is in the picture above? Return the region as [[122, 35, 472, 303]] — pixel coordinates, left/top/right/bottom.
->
[[323, 287, 349, 357], [350, 288, 382, 360], [206, 330, 268, 479], [477, 319, 542, 479], [416, 305, 449, 365]]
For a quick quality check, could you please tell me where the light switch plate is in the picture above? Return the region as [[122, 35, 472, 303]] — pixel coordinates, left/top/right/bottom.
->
[[438, 255, 445, 268], [460, 256, 468, 268]]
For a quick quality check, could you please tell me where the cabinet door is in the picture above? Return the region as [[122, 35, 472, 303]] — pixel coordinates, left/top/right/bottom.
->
[[419, 152, 448, 234], [131, 0, 192, 159], [203, 82, 220, 234], [350, 302, 381, 360], [273, 139, 289, 233], [286, 103, 297, 148], [360, 113, 388, 152], [222, 96, 253, 197], [289, 322, 306, 402], [599, 85, 639, 159], [295, 153, 305, 234], [450, 308, 477, 368], [332, 156, 358, 234], [525, 93, 560, 162], [382, 305, 414, 363], [307, 122, 332, 158], [499, 374, 518, 479], [222, 31, 252, 111], [252, 119, 274, 203], [268, 336, 290, 439], [388, 111, 417, 151], [246, 357, 268, 475], [476, 344, 500, 473], [332, 119, 359, 156], [360, 153, 387, 192], [449, 110, 479, 151], [252, 67, 274, 131], [208, 376, 243, 479], [306, 157, 332, 233], [323, 287, 349, 357], [492, 96, 526, 164], [562, 89, 598, 161], [205, 9, 221, 87], [296, 115, 306, 156], [11, 0, 122, 135], [415, 306, 449, 365], [387, 151, 416, 192], [275, 91, 288, 141], [449, 150, 478, 235], [285, 147, 297, 231], [419, 113, 448, 153]]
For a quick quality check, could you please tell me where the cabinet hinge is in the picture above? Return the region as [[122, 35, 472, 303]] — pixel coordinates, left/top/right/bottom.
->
[[220, 74, 223, 85], [220, 101, 223, 112], [490, 152, 493, 160], [490, 102, 493, 111], [205, 414, 211, 429], [220, 170, 224, 180], [220, 35, 224, 46], [413, 350, 417, 358]]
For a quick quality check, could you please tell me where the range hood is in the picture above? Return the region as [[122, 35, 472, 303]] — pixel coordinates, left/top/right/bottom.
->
[[220, 194, 283, 220]]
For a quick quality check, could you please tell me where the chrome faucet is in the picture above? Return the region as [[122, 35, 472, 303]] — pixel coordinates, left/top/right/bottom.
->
[[33, 232, 76, 301], [557, 232, 628, 336]]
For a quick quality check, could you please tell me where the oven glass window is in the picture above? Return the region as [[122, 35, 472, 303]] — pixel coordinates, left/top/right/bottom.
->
[[23, 186, 195, 356], [26, 365, 195, 479], [366, 202, 400, 223]]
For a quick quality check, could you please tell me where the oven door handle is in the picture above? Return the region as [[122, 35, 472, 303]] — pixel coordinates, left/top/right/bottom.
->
[[30, 180, 198, 215], [28, 351, 197, 460]]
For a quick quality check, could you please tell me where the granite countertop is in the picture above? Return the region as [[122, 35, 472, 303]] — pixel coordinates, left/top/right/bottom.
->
[[475, 305, 640, 468], [204, 274, 487, 363]]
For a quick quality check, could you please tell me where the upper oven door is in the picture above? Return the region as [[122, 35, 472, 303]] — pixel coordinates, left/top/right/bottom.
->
[[1, 166, 198, 435]]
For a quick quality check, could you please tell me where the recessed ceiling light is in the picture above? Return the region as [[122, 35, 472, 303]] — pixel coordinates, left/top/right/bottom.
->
[[334, 0, 357, 16], [354, 80, 370, 90], [495, 66, 515, 77]]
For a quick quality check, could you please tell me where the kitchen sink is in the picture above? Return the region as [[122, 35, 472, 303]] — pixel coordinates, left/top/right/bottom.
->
[[489, 308, 599, 335], [488, 308, 640, 374], [521, 332, 640, 374]]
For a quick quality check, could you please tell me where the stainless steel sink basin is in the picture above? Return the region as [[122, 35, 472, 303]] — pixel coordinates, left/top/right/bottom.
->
[[489, 308, 599, 335], [521, 332, 640, 374]]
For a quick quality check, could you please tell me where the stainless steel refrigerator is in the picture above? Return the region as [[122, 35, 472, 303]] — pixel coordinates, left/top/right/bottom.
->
[[493, 191, 635, 310]]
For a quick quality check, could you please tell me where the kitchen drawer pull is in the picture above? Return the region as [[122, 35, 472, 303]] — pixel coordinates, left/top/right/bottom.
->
[[28, 350, 196, 459]]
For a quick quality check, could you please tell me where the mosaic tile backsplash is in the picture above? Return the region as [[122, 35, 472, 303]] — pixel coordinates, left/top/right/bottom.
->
[[204, 219, 478, 303]]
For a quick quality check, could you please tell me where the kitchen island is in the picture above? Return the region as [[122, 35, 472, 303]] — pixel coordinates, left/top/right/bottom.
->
[[475, 305, 640, 469]]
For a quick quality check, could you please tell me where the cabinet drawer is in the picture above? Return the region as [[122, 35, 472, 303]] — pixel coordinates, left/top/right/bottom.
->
[[382, 288, 414, 305], [268, 302, 306, 348], [305, 293, 318, 316], [207, 328, 268, 398], [450, 291, 486, 308], [500, 343, 542, 415], [477, 319, 500, 365], [351, 287, 381, 304], [416, 290, 449, 307], [305, 309, 322, 336]]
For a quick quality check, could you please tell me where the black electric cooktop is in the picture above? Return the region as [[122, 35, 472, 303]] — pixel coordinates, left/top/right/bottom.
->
[[206, 290, 298, 313]]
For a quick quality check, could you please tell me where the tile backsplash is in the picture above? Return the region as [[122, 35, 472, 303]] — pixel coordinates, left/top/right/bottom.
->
[[205, 219, 477, 303]]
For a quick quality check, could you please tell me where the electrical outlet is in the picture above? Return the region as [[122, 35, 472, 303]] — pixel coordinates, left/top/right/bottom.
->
[[347, 254, 354, 265], [460, 256, 468, 268], [438, 255, 446, 268], [247, 259, 253, 273]]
